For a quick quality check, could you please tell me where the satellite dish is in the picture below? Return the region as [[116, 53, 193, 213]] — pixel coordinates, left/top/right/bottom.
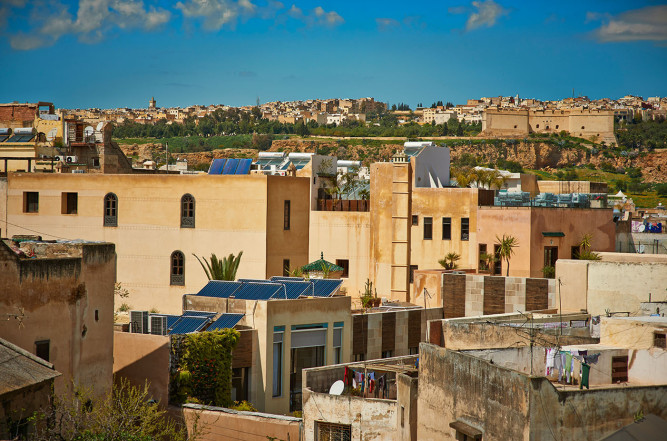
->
[[329, 380, 344, 395], [95, 122, 105, 132], [638, 224, 645, 232], [46, 128, 57, 141], [84, 126, 94, 138]]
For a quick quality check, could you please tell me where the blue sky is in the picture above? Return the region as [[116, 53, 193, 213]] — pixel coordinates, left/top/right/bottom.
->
[[1, 0, 666, 109]]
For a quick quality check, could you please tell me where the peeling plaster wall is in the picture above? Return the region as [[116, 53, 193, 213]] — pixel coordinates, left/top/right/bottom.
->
[[302, 388, 398, 441], [0, 242, 115, 396]]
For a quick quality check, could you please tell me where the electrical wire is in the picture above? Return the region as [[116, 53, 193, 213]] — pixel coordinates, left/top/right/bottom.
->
[[0, 219, 72, 241]]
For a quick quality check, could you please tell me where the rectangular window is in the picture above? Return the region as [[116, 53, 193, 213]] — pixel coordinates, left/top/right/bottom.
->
[[333, 325, 343, 364], [336, 259, 349, 278], [423, 217, 432, 240], [61, 192, 78, 214], [611, 356, 628, 383], [381, 350, 393, 358], [353, 353, 366, 362], [412, 215, 418, 226], [284, 200, 291, 230], [655, 333, 666, 349], [35, 340, 50, 362], [544, 246, 559, 267], [461, 218, 469, 241], [478, 244, 488, 271], [272, 331, 283, 397], [409, 346, 419, 355], [442, 217, 451, 240], [23, 192, 39, 213], [283, 259, 290, 277], [409, 265, 418, 284], [316, 422, 351, 441]]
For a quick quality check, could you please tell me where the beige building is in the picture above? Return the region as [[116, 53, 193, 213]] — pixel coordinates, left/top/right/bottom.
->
[[482, 108, 616, 144], [2, 173, 310, 313], [0, 238, 115, 396], [556, 252, 667, 316]]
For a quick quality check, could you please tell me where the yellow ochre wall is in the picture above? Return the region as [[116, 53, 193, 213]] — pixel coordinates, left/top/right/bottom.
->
[[3, 173, 310, 313]]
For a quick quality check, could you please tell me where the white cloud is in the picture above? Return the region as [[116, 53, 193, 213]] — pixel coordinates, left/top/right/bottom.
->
[[376, 17, 400, 32], [465, 0, 509, 31], [8, 0, 172, 50], [588, 5, 667, 42], [285, 4, 343, 28], [175, 0, 254, 31]]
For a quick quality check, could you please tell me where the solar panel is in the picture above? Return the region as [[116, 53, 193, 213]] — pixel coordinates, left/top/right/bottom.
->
[[271, 276, 305, 282], [168, 316, 209, 334], [196, 280, 242, 298], [182, 310, 216, 318], [208, 158, 226, 174], [223, 158, 239, 174], [232, 282, 284, 300], [312, 279, 343, 297], [281, 281, 314, 299], [236, 158, 252, 174], [206, 313, 244, 331], [7, 134, 35, 143]]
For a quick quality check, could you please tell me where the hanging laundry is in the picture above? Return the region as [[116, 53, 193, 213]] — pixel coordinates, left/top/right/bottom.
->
[[580, 363, 590, 389], [545, 348, 556, 376], [560, 352, 567, 382], [565, 353, 573, 383], [584, 353, 600, 365], [554, 351, 563, 381], [590, 316, 601, 338]]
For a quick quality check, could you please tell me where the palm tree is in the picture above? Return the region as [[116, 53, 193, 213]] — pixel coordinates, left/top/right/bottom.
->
[[438, 252, 461, 270], [193, 251, 243, 281], [495, 234, 519, 276]]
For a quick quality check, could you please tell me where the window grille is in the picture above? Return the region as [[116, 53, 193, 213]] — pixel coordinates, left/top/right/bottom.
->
[[316, 422, 352, 441], [104, 193, 118, 226], [181, 194, 195, 228], [170, 251, 185, 285]]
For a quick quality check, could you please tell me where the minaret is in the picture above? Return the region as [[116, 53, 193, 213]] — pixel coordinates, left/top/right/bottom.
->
[[149, 96, 156, 109]]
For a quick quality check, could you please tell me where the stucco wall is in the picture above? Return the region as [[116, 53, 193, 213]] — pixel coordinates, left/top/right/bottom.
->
[[183, 404, 301, 441], [478, 207, 614, 278], [417, 344, 531, 440], [302, 388, 398, 441], [113, 331, 170, 406], [309, 211, 371, 301], [557, 258, 667, 316], [600, 317, 667, 349], [256, 296, 352, 415], [0, 242, 115, 397], [5, 173, 310, 313]]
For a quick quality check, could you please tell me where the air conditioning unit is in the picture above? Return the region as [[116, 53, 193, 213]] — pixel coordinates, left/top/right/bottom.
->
[[66, 156, 78, 163], [150, 315, 168, 336], [130, 310, 149, 334]]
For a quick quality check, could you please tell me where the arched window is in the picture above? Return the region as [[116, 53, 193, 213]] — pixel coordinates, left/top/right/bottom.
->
[[103, 193, 118, 227], [181, 194, 195, 228], [170, 251, 185, 286]]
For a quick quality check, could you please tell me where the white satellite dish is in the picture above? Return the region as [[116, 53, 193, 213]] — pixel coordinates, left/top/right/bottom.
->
[[84, 126, 94, 137], [46, 128, 57, 141], [95, 121, 105, 132], [638, 224, 646, 233], [329, 380, 344, 396]]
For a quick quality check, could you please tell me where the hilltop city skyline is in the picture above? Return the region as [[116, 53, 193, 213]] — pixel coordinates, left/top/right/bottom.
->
[[1, 1, 666, 108]]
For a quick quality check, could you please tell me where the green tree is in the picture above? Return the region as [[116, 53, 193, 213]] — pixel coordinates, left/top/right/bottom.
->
[[31, 378, 198, 441], [495, 234, 519, 276], [438, 252, 461, 270], [193, 252, 243, 281]]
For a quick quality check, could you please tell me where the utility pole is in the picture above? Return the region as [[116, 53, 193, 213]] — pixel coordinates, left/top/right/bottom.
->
[[165, 142, 168, 174]]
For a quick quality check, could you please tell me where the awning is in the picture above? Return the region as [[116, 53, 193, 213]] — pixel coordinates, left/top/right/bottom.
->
[[542, 232, 565, 237], [449, 421, 483, 439]]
